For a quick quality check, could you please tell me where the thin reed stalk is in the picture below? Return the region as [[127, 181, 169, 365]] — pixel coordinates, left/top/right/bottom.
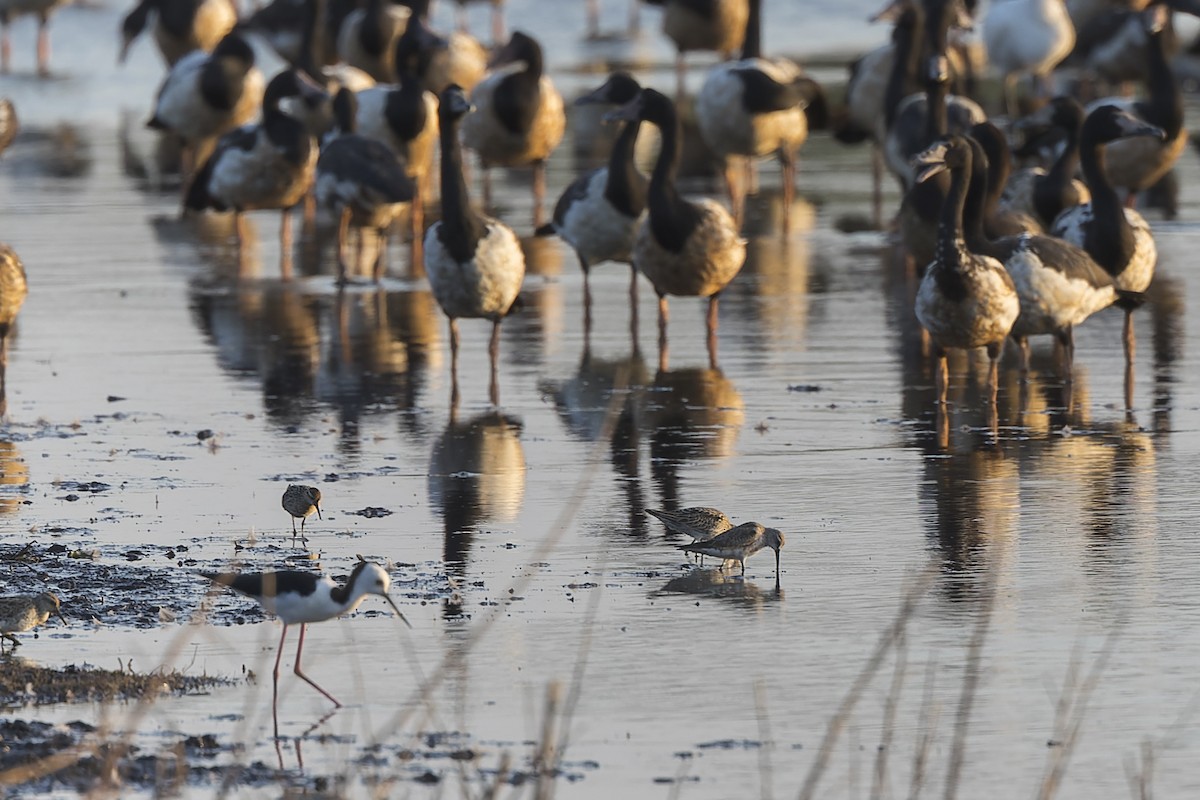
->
[[941, 579, 998, 800], [870, 631, 908, 800]]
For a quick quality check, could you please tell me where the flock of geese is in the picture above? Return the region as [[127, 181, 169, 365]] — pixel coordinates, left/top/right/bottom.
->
[[0, 0, 1190, 420]]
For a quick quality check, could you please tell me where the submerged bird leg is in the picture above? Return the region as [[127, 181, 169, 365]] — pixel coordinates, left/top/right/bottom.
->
[[532, 160, 547, 228], [489, 319, 501, 407], [1017, 336, 1030, 379], [293, 623, 341, 707], [581, 260, 593, 338], [336, 207, 352, 286], [657, 295, 669, 372], [986, 340, 1003, 406], [280, 208, 295, 280], [1060, 326, 1075, 381]]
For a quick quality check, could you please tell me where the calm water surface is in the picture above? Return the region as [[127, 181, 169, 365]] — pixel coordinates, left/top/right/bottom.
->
[[2, 1, 1200, 798]]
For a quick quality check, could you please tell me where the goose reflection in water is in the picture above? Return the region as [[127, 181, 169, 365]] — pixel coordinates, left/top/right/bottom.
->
[[658, 567, 781, 607], [539, 343, 650, 535], [0, 440, 28, 514], [645, 365, 744, 513], [428, 411, 525, 579]]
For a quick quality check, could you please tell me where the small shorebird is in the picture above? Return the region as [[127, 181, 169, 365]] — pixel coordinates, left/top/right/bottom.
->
[[645, 507, 733, 543], [680, 522, 784, 578], [201, 560, 409, 737], [0, 592, 65, 649], [282, 484, 322, 539]]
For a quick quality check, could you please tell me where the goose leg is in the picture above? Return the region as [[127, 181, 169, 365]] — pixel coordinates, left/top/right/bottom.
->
[[586, 0, 600, 38], [1124, 309, 1136, 410], [657, 295, 669, 373], [1017, 335, 1030, 379], [780, 148, 796, 233], [581, 258, 593, 338], [532, 159, 546, 228], [724, 159, 744, 229], [934, 345, 948, 406], [706, 294, 719, 370], [36, 12, 49, 77], [449, 317, 461, 409], [491, 3, 504, 46], [293, 623, 341, 707], [1004, 74, 1018, 119], [871, 144, 883, 229], [489, 319, 501, 406], [0, 16, 9, 74], [481, 160, 492, 211], [1059, 325, 1075, 380], [336, 207, 351, 286], [986, 340, 1002, 406], [235, 211, 249, 274], [373, 227, 389, 283], [280, 208, 294, 280], [675, 53, 686, 99]]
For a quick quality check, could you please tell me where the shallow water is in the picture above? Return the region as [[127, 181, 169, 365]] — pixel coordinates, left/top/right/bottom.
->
[[2, 0, 1200, 798]]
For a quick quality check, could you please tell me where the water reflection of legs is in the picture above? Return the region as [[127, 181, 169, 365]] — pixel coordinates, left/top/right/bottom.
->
[[781, 148, 796, 233]]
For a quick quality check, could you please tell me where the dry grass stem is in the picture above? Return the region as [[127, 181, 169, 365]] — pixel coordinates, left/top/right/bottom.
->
[[797, 569, 935, 800], [941, 577, 998, 800], [871, 631, 909, 800]]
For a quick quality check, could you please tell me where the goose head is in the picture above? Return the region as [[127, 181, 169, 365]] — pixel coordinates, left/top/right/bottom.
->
[[575, 71, 641, 107], [487, 30, 542, 72], [438, 83, 475, 124], [265, 68, 329, 114], [1083, 105, 1167, 146], [912, 134, 971, 183]]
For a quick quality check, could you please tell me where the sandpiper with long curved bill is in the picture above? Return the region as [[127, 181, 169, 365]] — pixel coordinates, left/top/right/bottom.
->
[[202, 560, 410, 737], [680, 522, 784, 579]]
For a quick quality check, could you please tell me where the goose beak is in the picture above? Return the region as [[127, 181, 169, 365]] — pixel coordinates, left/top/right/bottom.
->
[[912, 140, 951, 183], [914, 160, 948, 184], [575, 84, 611, 107], [603, 98, 640, 124], [384, 594, 412, 629]]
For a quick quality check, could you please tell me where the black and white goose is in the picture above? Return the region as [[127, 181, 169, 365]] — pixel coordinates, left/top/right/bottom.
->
[[147, 30, 266, 180], [118, 0, 238, 67], [285, 0, 377, 141], [883, 0, 984, 189], [960, 134, 1114, 378], [606, 89, 746, 368], [1083, 4, 1190, 208], [242, 0, 358, 67], [693, 0, 826, 228], [185, 69, 328, 277], [424, 84, 525, 408], [912, 135, 1020, 407], [0, 0, 71, 75], [461, 30, 565, 228], [1050, 104, 1165, 367], [646, 0, 749, 97], [537, 72, 647, 315], [402, 0, 487, 95], [316, 88, 415, 284], [355, 20, 440, 246], [336, 0, 411, 83], [999, 95, 1091, 229]]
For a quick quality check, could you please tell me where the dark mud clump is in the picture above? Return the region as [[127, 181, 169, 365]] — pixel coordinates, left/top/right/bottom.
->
[[0, 659, 230, 706], [0, 721, 278, 796]]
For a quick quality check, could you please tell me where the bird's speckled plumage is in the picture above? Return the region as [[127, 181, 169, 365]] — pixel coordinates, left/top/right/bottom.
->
[[646, 507, 734, 542], [425, 222, 524, 321], [282, 484, 322, 534], [0, 592, 64, 646]]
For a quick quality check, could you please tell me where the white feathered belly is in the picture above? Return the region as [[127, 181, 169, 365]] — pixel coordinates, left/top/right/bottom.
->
[[1005, 250, 1115, 338], [314, 171, 406, 229], [210, 137, 318, 211], [423, 220, 526, 320], [634, 198, 746, 297], [558, 169, 640, 267], [916, 264, 1019, 350], [1051, 205, 1156, 293]]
